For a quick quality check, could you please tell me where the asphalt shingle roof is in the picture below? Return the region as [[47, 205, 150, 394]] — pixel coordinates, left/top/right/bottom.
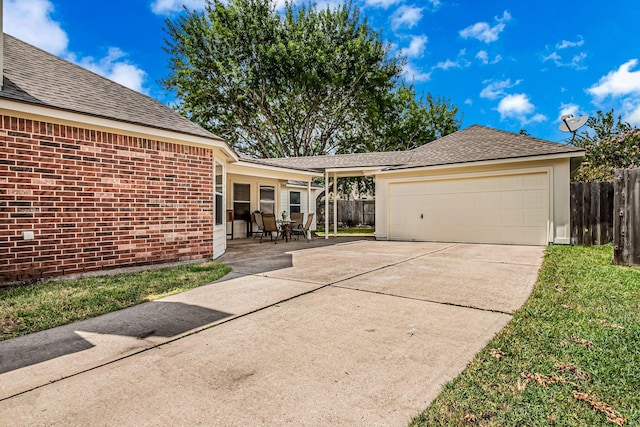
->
[[0, 34, 224, 142], [242, 125, 584, 172], [401, 124, 584, 169]]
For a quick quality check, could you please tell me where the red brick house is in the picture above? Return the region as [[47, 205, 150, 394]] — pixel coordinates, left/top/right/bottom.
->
[[0, 33, 319, 283]]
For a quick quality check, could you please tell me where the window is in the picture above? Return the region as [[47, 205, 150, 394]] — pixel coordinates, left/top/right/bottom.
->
[[214, 162, 223, 226], [233, 183, 251, 221], [259, 185, 275, 213], [289, 191, 301, 213]]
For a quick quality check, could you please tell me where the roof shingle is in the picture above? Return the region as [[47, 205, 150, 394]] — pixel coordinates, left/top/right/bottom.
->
[[242, 125, 584, 172], [0, 34, 223, 142]]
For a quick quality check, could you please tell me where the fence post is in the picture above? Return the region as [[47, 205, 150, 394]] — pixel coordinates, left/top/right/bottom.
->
[[613, 168, 640, 266]]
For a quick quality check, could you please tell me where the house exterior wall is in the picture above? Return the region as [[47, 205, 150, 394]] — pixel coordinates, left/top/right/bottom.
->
[[375, 158, 573, 245], [280, 185, 317, 230], [0, 113, 219, 283]]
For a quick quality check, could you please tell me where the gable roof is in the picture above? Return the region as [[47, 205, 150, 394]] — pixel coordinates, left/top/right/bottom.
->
[[243, 125, 584, 173], [0, 34, 224, 143], [400, 124, 584, 169]]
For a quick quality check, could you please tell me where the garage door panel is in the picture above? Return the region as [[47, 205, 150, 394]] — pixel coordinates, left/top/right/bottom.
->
[[388, 172, 549, 245]]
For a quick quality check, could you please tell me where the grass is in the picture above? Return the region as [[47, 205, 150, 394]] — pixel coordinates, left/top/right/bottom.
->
[[314, 225, 375, 236], [411, 245, 640, 426], [0, 261, 231, 341]]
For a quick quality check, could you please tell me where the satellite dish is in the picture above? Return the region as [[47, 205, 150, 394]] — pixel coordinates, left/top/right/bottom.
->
[[558, 114, 589, 132], [558, 114, 589, 142]]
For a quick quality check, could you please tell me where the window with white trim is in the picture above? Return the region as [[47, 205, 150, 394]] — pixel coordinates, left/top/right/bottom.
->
[[214, 161, 223, 226], [289, 191, 301, 213], [233, 183, 251, 221], [259, 185, 275, 213]]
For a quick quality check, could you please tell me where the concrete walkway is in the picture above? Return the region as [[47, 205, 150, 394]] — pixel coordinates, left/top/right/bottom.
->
[[0, 239, 544, 426]]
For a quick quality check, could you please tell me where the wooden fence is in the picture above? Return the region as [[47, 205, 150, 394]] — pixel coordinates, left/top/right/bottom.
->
[[316, 200, 375, 227], [570, 182, 614, 245], [613, 168, 640, 266]]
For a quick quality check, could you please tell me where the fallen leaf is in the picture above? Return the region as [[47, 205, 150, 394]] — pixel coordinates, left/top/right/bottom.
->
[[573, 391, 627, 426], [555, 363, 592, 381], [569, 336, 594, 349], [490, 348, 506, 360]]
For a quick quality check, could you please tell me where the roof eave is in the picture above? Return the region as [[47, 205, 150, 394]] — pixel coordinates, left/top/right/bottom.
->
[[376, 151, 586, 175], [0, 98, 238, 160], [229, 160, 323, 179]]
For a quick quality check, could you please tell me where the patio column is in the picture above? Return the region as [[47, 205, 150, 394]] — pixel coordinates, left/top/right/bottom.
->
[[307, 180, 312, 240], [324, 171, 329, 239], [333, 172, 337, 237]]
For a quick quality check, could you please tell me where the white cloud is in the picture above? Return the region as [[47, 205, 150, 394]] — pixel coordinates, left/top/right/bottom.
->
[[464, 98, 473, 105], [588, 59, 640, 99], [75, 48, 148, 93], [480, 78, 522, 100], [459, 10, 511, 43], [557, 37, 584, 49], [364, 0, 403, 8], [543, 51, 587, 70], [559, 103, 580, 119], [434, 59, 459, 70], [475, 49, 502, 65], [4, 0, 68, 55], [624, 101, 640, 125], [5, 0, 149, 94], [403, 35, 428, 58], [403, 63, 431, 82], [150, 0, 207, 15], [497, 93, 546, 124], [391, 5, 424, 30]]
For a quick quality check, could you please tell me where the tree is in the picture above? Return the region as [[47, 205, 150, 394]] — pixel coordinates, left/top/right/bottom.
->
[[162, 0, 460, 159], [571, 109, 640, 181]]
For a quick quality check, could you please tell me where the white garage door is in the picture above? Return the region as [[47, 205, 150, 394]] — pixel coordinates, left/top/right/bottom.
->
[[388, 172, 549, 245]]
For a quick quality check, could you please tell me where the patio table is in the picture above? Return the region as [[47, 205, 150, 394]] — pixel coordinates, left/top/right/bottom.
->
[[276, 220, 297, 242]]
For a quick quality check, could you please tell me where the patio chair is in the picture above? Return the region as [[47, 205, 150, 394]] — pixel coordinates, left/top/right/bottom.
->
[[253, 212, 265, 240], [292, 213, 314, 242], [261, 213, 279, 244], [290, 212, 303, 228]]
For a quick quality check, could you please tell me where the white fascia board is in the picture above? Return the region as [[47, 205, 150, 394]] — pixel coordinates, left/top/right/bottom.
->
[[324, 166, 386, 177], [375, 152, 586, 176], [228, 160, 322, 180], [0, 99, 239, 161]]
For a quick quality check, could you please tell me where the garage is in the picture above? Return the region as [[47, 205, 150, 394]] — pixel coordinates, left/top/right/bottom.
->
[[387, 171, 550, 245]]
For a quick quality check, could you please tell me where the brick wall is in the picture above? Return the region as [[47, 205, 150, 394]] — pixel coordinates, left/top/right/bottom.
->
[[0, 114, 216, 283]]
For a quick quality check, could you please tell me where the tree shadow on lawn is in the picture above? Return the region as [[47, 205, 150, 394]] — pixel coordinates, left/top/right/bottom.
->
[[0, 301, 231, 374]]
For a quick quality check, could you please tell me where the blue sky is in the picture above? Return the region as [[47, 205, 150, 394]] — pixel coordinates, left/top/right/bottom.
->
[[4, 0, 640, 143]]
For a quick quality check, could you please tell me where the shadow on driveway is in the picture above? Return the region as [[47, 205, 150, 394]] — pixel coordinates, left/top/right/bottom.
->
[[0, 301, 231, 374]]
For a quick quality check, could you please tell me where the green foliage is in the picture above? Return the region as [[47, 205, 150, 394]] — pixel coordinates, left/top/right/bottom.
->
[[162, 0, 460, 160], [0, 262, 231, 340], [411, 245, 640, 426], [571, 109, 640, 181]]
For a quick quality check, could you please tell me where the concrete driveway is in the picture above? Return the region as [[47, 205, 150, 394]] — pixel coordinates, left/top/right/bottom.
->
[[0, 239, 544, 426]]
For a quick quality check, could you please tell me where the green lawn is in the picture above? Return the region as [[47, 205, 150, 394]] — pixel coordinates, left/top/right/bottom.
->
[[0, 262, 231, 341], [411, 245, 639, 426], [314, 226, 375, 236]]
